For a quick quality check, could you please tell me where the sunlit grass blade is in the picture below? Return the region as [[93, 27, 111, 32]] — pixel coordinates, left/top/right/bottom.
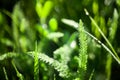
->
[[109, 9, 119, 41], [84, 31, 120, 63], [0, 52, 18, 61], [84, 9, 120, 64], [106, 54, 112, 80], [106, 8, 119, 80], [89, 69, 95, 80], [61, 19, 78, 28], [3, 67, 9, 80], [12, 61, 24, 80], [47, 32, 64, 39]]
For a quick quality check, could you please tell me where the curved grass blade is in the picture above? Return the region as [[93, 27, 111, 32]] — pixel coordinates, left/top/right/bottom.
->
[[84, 9, 120, 64], [0, 52, 18, 61], [12, 61, 24, 80], [61, 18, 120, 64]]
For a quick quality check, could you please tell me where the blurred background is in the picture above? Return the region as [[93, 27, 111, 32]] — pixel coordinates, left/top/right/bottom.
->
[[0, 0, 120, 80]]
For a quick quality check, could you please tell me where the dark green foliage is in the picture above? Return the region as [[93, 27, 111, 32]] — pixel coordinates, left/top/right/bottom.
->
[[0, 0, 120, 80]]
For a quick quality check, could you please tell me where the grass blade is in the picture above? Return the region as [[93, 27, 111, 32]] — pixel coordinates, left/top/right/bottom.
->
[[84, 9, 120, 64], [3, 67, 9, 80], [89, 69, 95, 80], [61, 18, 120, 64], [0, 52, 18, 61], [12, 61, 24, 80]]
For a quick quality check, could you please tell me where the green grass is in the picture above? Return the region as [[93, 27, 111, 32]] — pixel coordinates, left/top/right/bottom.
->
[[0, 0, 120, 80], [3, 67, 9, 80]]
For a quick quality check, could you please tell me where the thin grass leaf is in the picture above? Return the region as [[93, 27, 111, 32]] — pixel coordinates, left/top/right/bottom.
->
[[106, 54, 112, 80], [12, 61, 24, 80], [109, 8, 119, 42], [2, 9, 12, 19], [3, 67, 9, 80], [84, 31, 120, 63], [1, 38, 13, 47], [106, 8, 119, 80], [54, 74, 56, 80], [12, 3, 24, 51], [34, 42, 39, 80], [0, 52, 18, 61], [89, 69, 95, 80], [47, 32, 64, 39], [84, 9, 120, 64], [61, 19, 78, 28]]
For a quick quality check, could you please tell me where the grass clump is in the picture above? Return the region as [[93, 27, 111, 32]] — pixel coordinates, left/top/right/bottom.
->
[[0, 0, 120, 80]]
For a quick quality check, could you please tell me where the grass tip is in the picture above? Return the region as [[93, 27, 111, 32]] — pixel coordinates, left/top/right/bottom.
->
[[84, 9, 89, 16]]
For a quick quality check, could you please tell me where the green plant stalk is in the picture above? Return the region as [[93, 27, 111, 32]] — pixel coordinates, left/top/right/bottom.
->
[[78, 20, 88, 69], [89, 69, 95, 80], [84, 9, 120, 64], [12, 61, 24, 80], [77, 20, 88, 80], [34, 42, 39, 80], [3, 67, 9, 80], [106, 54, 112, 80]]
